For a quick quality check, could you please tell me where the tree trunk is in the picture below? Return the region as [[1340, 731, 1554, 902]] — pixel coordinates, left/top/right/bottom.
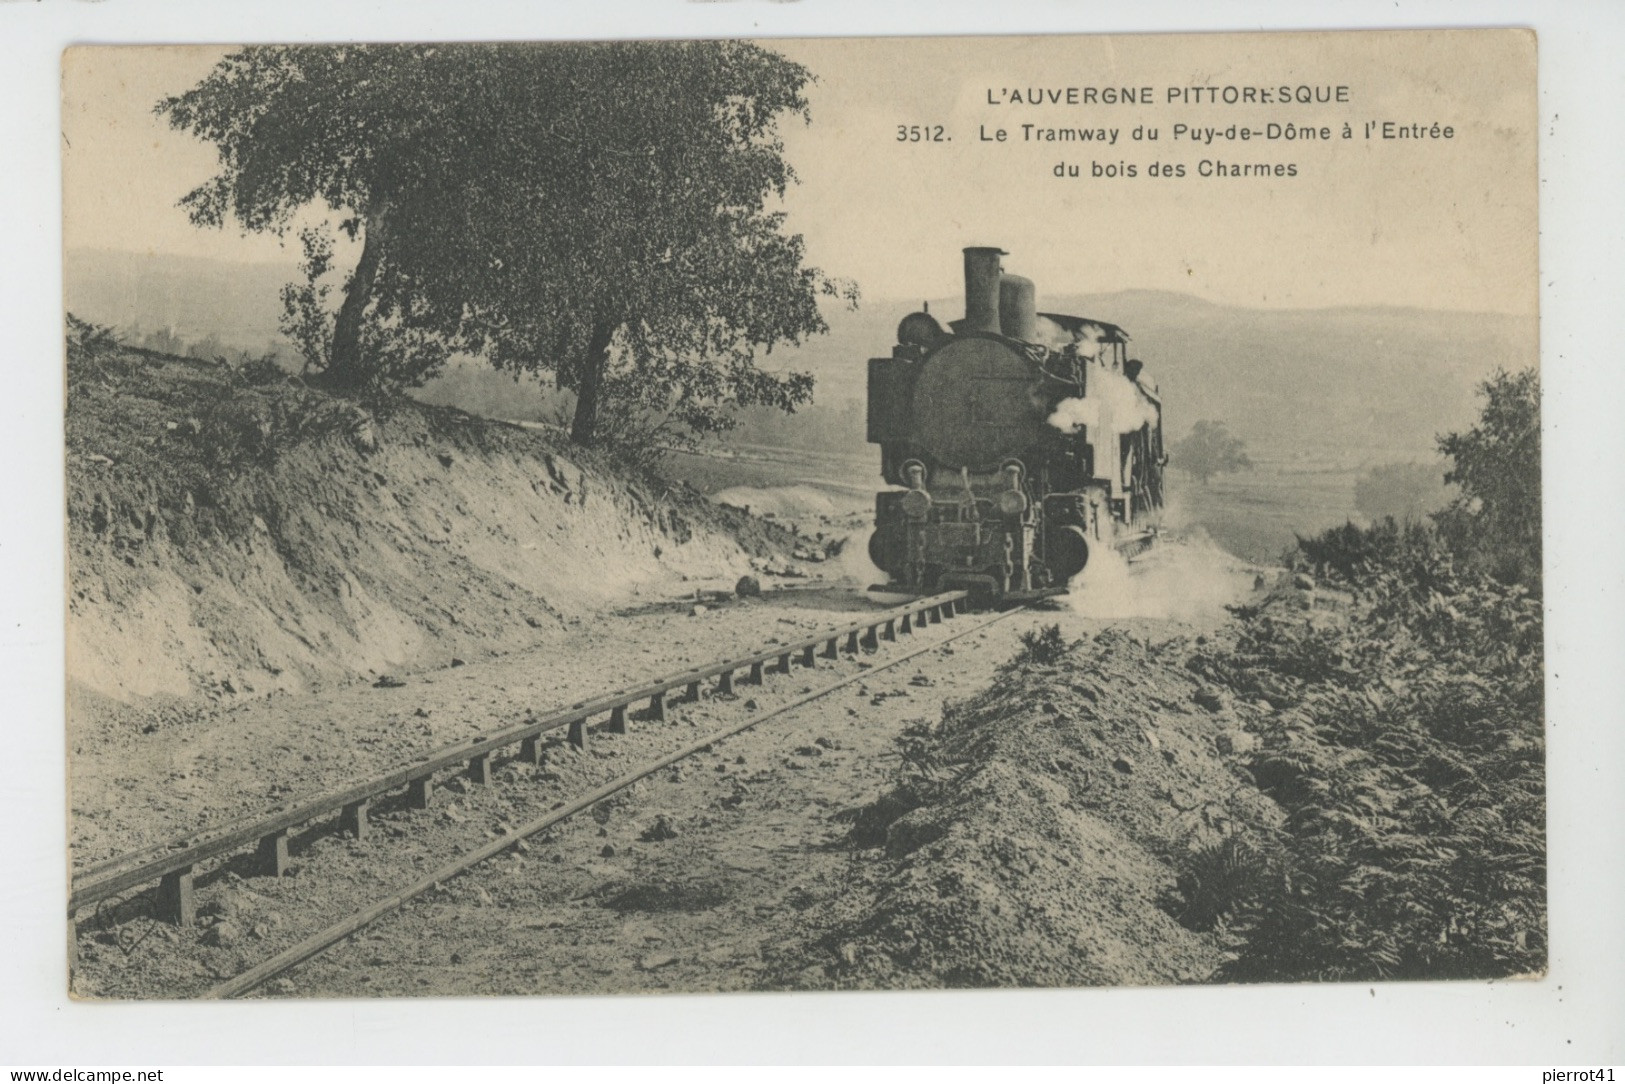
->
[[569, 318, 618, 447], [328, 202, 389, 391]]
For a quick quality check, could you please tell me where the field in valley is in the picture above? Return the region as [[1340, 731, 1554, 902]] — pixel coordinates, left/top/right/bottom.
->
[[662, 441, 1375, 566]]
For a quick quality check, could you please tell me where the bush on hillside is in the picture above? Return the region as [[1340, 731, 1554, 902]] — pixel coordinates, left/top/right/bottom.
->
[[66, 317, 375, 486], [1190, 540, 1543, 981], [66, 313, 122, 362], [1434, 368, 1542, 591], [1177, 372, 1545, 982], [192, 388, 370, 472], [66, 314, 133, 382], [545, 395, 694, 476], [1016, 624, 1068, 666], [1145, 379, 1540, 982]]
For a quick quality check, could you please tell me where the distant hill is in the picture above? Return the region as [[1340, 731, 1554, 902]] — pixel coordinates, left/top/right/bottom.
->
[[66, 248, 292, 353], [65, 248, 562, 417], [65, 248, 1536, 464], [774, 289, 1536, 464]]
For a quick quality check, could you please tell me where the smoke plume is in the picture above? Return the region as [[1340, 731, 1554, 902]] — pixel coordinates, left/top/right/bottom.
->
[[1047, 365, 1159, 437], [1033, 317, 1106, 356], [1046, 396, 1100, 433], [832, 527, 887, 589], [1067, 532, 1257, 623]]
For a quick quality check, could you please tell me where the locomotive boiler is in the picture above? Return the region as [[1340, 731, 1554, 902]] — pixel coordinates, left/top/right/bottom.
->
[[866, 246, 1166, 600]]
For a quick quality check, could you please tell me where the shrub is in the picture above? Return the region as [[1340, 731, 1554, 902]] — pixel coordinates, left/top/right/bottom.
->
[[1167, 833, 1279, 933], [1196, 519, 1545, 982], [1435, 369, 1541, 591], [1015, 624, 1068, 666], [66, 313, 122, 361], [228, 351, 290, 388], [1202, 366, 1547, 980], [1295, 517, 1450, 590], [546, 395, 694, 476], [192, 385, 372, 472], [66, 314, 129, 381], [279, 224, 454, 395]]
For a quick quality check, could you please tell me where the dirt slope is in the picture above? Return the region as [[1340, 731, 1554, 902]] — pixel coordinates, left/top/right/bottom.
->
[[764, 621, 1283, 989], [66, 346, 793, 708]]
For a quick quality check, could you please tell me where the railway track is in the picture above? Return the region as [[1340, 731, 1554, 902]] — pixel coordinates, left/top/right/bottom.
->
[[69, 590, 1018, 997]]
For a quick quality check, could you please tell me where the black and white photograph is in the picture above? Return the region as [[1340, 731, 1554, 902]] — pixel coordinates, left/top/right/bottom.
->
[[58, 29, 1548, 1004]]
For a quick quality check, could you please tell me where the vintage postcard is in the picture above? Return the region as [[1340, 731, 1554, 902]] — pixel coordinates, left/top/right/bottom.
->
[[63, 29, 1540, 1000]]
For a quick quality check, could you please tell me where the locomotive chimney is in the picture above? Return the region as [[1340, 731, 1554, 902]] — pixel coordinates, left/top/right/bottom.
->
[[999, 274, 1038, 340], [963, 246, 1005, 334]]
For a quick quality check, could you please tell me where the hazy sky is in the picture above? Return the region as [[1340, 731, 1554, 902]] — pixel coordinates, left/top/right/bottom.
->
[[63, 30, 1536, 314]]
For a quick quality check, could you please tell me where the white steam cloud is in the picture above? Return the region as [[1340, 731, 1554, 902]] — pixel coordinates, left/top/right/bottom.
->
[[1033, 317, 1106, 357], [1046, 396, 1100, 434], [834, 527, 886, 588], [1067, 532, 1257, 623], [1073, 323, 1104, 360], [1047, 365, 1159, 437]]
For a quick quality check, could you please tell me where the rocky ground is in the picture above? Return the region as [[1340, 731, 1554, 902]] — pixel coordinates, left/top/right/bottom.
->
[[71, 535, 1274, 999], [761, 621, 1286, 991], [70, 587, 1013, 997], [71, 580, 890, 869]]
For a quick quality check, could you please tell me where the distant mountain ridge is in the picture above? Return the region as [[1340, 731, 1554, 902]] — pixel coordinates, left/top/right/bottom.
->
[[65, 248, 1537, 463], [66, 248, 293, 351], [777, 288, 1535, 462]]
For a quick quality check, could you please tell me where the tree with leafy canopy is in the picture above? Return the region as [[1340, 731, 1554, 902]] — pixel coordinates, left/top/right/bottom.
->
[[1171, 419, 1254, 485], [159, 42, 854, 445], [1434, 367, 1541, 588], [160, 46, 467, 392]]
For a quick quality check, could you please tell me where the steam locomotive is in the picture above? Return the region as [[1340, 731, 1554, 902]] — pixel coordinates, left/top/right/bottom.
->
[[866, 246, 1166, 601]]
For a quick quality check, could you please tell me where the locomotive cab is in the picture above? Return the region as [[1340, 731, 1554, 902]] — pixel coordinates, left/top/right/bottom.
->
[[866, 246, 1165, 600]]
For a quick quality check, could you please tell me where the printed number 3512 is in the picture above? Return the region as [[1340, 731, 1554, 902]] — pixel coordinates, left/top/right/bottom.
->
[[897, 125, 949, 142]]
